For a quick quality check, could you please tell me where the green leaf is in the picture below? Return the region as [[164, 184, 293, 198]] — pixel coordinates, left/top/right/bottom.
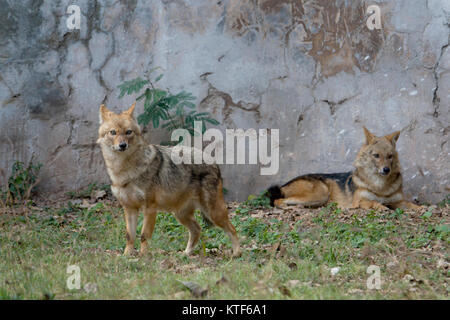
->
[[118, 73, 220, 138], [148, 66, 162, 74], [205, 118, 220, 125], [117, 78, 149, 98], [193, 112, 209, 118], [421, 211, 432, 219], [181, 101, 196, 108], [435, 224, 449, 234], [152, 117, 160, 128]]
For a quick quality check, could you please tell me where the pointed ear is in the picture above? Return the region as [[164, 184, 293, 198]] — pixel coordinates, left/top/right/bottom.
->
[[386, 130, 400, 145], [122, 102, 136, 117], [99, 104, 111, 124], [363, 126, 375, 144]]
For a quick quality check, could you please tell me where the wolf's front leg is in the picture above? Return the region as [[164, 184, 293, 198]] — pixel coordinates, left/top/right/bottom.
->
[[356, 199, 389, 211], [124, 207, 138, 255], [140, 207, 157, 256], [390, 200, 422, 211]]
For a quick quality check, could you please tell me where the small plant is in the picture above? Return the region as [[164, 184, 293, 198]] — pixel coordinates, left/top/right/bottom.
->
[[1, 160, 42, 206], [117, 68, 219, 144], [237, 191, 271, 212], [437, 194, 450, 208], [391, 208, 404, 219], [421, 211, 432, 220]]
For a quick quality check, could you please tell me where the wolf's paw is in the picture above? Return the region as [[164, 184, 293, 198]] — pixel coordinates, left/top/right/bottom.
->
[[410, 204, 425, 211], [139, 242, 149, 257], [184, 248, 195, 256], [392, 201, 425, 211], [124, 246, 137, 256], [232, 249, 242, 258], [273, 199, 286, 208], [369, 203, 389, 211]]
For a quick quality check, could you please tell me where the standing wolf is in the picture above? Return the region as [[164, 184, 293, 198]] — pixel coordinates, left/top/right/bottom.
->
[[268, 127, 421, 211], [97, 103, 240, 257]]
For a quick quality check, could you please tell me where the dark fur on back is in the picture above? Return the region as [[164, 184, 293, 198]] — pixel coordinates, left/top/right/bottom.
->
[[268, 172, 355, 207], [285, 172, 355, 192]]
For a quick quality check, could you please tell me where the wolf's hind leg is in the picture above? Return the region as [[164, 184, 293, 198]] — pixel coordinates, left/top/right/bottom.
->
[[277, 197, 328, 207], [124, 207, 139, 255], [203, 182, 241, 257], [175, 205, 201, 255], [210, 207, 241, 257], [139, 207, 157, 256], [276, 179, 329, 208]]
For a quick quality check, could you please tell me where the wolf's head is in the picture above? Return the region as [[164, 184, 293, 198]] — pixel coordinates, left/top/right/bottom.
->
[[354, 126, 401, 178], [97, 102, 142, 153]]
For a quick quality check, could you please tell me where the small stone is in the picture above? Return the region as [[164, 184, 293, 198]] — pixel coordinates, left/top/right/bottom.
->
[[402, 274, 415, 284], [92, 189, 107, 200], [386, 261, 398, 269], [330, 267, 340, 276], [173, 291, 187, 299], [287, 279, 301, 287], [437, 259, 449, 270]]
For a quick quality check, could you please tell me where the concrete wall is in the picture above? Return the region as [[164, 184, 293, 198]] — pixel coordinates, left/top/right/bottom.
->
[[0, 0, 449, 202]]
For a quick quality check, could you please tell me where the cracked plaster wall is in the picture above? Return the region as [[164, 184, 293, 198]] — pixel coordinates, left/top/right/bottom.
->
[[0, 0, 448, 202]]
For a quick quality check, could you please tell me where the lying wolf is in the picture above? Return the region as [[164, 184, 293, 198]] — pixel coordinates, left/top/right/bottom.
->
[[268, 127, 421, 211]]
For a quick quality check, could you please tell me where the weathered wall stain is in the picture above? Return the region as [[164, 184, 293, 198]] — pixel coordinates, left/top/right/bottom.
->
[[200, 73, 261, 126], [225, 0, 386, 78]]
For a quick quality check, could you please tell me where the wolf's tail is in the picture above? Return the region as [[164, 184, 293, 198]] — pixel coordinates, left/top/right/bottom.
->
[[267, 185, 283, 207]]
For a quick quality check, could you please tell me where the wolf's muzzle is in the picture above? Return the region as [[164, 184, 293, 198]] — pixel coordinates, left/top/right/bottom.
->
[[119, 142, 128, 151]]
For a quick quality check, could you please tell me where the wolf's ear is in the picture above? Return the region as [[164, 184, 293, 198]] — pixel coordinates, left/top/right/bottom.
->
[[363, 126, 375, 144], [122, 102, 136, 117], [99, 104, 111, 124], [386, 130, 400, 146]]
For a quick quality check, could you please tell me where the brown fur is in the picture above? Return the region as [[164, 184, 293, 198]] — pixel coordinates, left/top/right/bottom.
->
[[97, 103, 240, 257], [269, 127, 421, 211]]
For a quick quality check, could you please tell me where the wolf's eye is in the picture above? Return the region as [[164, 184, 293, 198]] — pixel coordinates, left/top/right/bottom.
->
[[110, 130, 116, 135], [373, 153, 380, 158], [387, 154, 393, 159], [125, 130, 132, 135]]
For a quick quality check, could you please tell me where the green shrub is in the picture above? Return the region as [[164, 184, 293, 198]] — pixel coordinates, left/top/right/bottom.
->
[[1, 160, 42, 205], [117, 68, 219, 145]]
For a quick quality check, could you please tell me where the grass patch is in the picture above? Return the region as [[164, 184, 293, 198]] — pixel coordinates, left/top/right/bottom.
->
[[0, 198, 448, 299]]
